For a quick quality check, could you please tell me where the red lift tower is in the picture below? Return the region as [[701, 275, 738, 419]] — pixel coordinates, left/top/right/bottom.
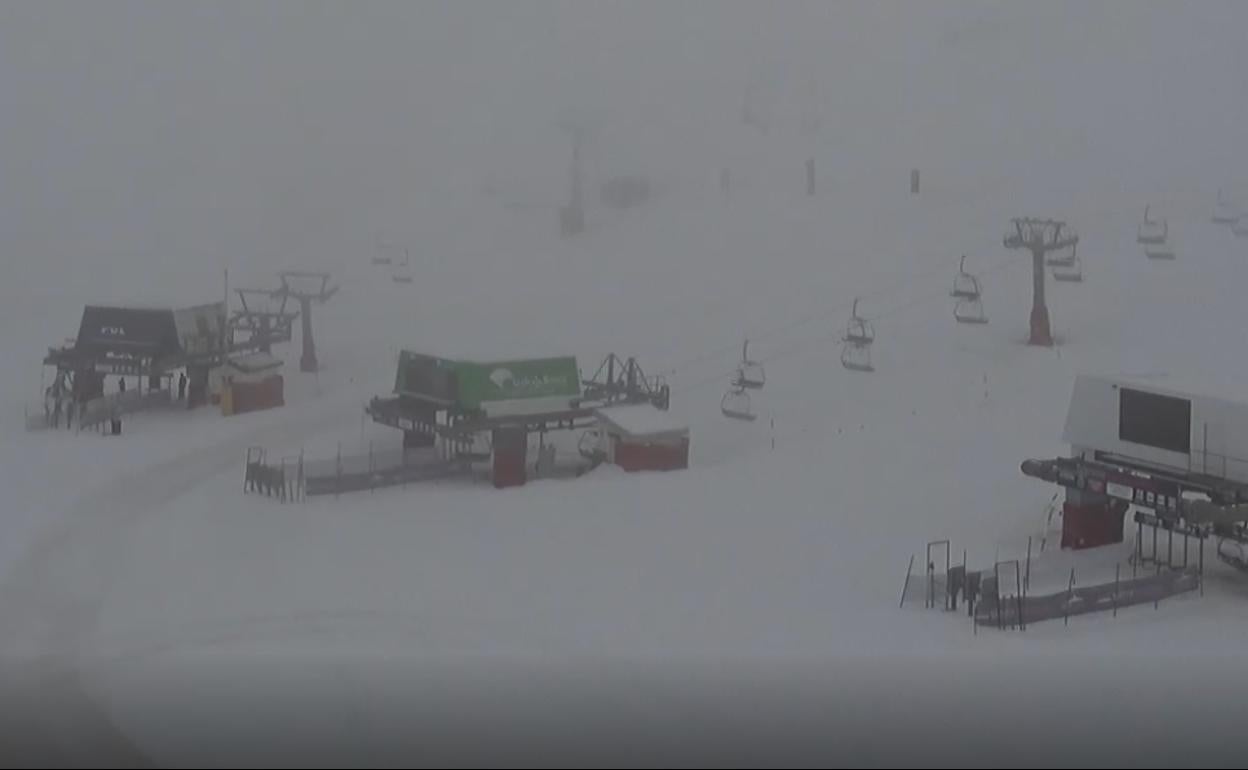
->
[[1003, 218, 1078, 346], [272, 271, 338, 373]]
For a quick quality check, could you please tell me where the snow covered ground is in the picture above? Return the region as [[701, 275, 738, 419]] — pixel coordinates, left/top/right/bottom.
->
[[2, 1, 1248, 763]]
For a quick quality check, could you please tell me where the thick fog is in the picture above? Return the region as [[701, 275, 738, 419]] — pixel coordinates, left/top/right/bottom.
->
[[2, 1, 1244, 281], [4, 4, 1248, 763]]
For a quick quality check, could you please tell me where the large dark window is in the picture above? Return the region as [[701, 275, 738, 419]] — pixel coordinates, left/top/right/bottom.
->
[[1119, 387, 1191, 454]]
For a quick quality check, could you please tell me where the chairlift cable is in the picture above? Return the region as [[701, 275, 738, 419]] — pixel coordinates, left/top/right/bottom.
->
[[672, 254, 1025, 394]]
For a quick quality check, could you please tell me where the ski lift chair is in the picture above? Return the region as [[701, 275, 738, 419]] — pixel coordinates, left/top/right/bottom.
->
[[1046, 233, 1078, 267], [840, 340, 874, 372], [372, 241, 394, 265], [1137, 205, 1168, 245], [841, 298, 875, 372], [1145, 242, 1176, 260], [720, 383, 756, 421], [1051, 242, 1084, 282], [736, 339, 765, 389], [954, 296, 989, 324], [952, 257, 989, 324], [950, 256, 982, 299], [391, 247, 414, 283], [1213, 190, 1241, 225], [843, 298, 874, 345]]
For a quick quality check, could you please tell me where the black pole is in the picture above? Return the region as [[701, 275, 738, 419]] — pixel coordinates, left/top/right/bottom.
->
[[900, 554, 915, 609], [995, 563, 1003, 631], [1025, 536, 1032, 592], [1199, 534, 1205, 595], [1015, 562, 1024, 631], [926, 543, 935, 610], [1113, 563, 1120, 618], [1136, 520, 1143, 572], [944, 543, 951, 611], [1065, 568, 1075, 627]]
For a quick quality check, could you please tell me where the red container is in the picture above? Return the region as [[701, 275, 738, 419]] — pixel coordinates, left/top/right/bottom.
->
[[613, 437, 689, 473], [230, 375, 285, 415], [1061, 499, 1127, 550], [492, 427, 528, 488]]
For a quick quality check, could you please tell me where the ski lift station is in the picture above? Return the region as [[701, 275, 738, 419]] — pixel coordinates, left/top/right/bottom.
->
[[1021, 375, 1248, 567], [365, 350, 681, 489], [33, 301, 261, 432]]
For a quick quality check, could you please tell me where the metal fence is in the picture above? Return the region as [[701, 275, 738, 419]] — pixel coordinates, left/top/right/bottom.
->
[[245, 442, 476, 500], [304, 444, 474, 496], [1189, 449, 1248, 482], [244, 447, 305, 502], [78, 389, 175, 432], [902, 532, 1203, 631], [23, 389, 173, 433], [974, 567, 1198, 628]]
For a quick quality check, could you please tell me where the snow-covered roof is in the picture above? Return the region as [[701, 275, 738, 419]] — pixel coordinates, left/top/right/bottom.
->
[[1086, 372, 1247, 410], [595, 404, 688, 439], [228, 351, 284, 373]]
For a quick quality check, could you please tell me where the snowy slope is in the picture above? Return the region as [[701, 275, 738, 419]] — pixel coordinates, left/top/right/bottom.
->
[[6, 180, 1248, 762], [6, 177, 1248, 661]]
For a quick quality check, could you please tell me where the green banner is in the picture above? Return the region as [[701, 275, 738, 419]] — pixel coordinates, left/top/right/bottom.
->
[[454, 357, 580, 409], [394, 351, 459, 403]]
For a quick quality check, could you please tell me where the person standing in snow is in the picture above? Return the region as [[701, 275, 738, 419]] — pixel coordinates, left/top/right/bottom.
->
[[118, 376, 127, 394], [178, 371, 188, 401]]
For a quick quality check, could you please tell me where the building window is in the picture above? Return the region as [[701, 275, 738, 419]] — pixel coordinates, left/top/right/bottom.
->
[[1118, 387, 1191, 454]]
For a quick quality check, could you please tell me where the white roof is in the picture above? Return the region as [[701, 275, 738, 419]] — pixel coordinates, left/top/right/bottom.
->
[[595, 404, 688, 438], [228, 351, 284, 373], [482, 395, 577, 417], [1087, 372, 1247, 409]]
